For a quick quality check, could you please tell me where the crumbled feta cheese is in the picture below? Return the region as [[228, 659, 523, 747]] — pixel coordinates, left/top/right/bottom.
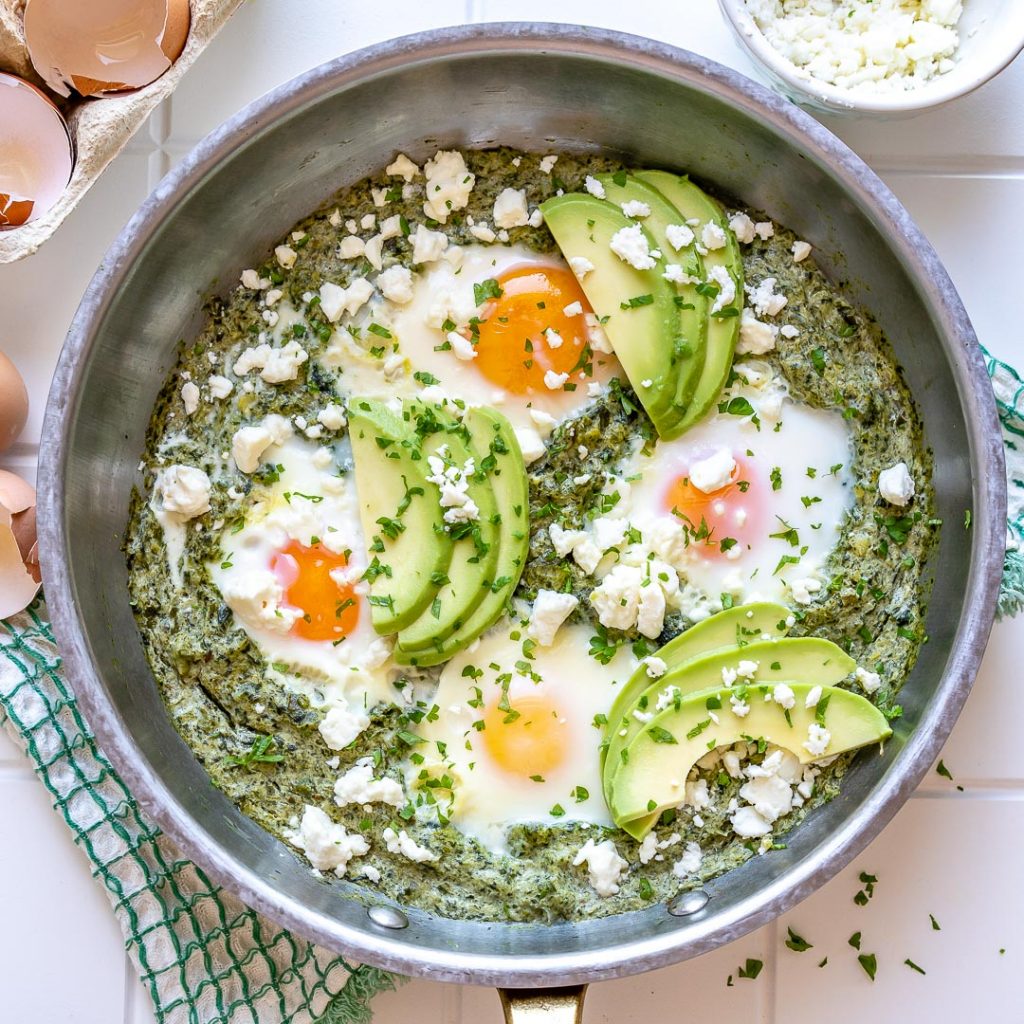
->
[[736, 660, 759, 679], [563, 301, 583, 318], [780, 324, 800, 339], [240, 268, 263, 289], [528, 590, 580, 646], [805, 685, 823, 709], [208, 375, 233, 399], [181, 381, 200, 415], [360, 213, 377, 231], [740, 773, 794, 823], [789, 577, 822, 606], [730, 693, 751, 718], [423, 150, 475, 223], [569, 256, 595, 279], [792, 240, 812, 262], [426, 446, 479, 524], [319, 705, 371, 750], [493, 187, 530, 229], [376, 265, 415, 305], [773, 683, 796, 710], [878, 461, 915, 506], [737, 307, 779, 355], [275, 245, 297, 269], [610, 224, 656, 271], [317, 403, 347, 431], [386, 153, 420, 181], [856, 666, 882, 694], [590, 563, 643, 631], [572, 839, 627, 897], [221, 568, 298, 633], [584, 175, 606, 199], [707, 264, 736, 314], [233, 340, 309, 384], [701, 221, 728, 250], [469, 223, 497, 243], [571, 537, 604, 575], [318, 278, 374, 322], [363, 234, 384, 271], [621, 199, 651, 219], [157, 465, 211, 520], [689, 447, 736, 494], [637, 833, 659, 865], [448, 332, 477, 361], [673, 841, 703, 877], [731, 805, 773, 838], [382, 827, 438, 863], [754, 221, 774, 240], [544, 327, 564, 350], [584, 312, 612, 353], [803, 723, 832, 757], [539, 154, 559, 174], [289, 806, 368, 876], [728, 213, 757, 244], [411, 224, 448, 264], [747, 277, 788, 318], [666, 223, 695, 251], [548, 522, 587, 558], [334, 759, 404, 808], [544, 369, 569, 390], [748, 0, 962, 95], [643, 655, 668, 679], [231, 414, 291, 473]]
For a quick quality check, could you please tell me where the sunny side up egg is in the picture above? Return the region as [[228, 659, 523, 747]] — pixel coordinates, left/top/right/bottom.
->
[[409, 622, 637, 852], [321, 244, 621, 435], [621, 368, 854, 609], [208, 434, 396, 710]]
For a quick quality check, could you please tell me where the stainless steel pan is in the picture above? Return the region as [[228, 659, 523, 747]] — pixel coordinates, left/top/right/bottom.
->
[[37, 24, 1005, 1020]]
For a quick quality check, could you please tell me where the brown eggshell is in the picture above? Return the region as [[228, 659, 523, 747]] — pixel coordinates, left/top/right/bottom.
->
[[0, 504, 41, 618], [0, 72, 74, 230], [24, 0, 192, 99], [0, 352, 29, 451], [0, 469, 34, 514]]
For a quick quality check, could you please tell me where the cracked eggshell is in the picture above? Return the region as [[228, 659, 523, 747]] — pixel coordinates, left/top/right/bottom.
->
[[0, 351, 29, 449], [0, 470, 39, 618], [0, 72, 74, 229], [24, 0, 191, 98]]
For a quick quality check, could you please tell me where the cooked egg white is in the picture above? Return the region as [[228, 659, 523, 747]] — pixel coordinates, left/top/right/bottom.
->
[[208, 435, 397, 709], [621, 362, 853, 609], [409, 621, 636, 851]]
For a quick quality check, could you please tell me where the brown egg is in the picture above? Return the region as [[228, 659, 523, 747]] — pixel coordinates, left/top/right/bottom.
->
[[0, 470, 39, 619], [0, 351, 29, 451], [0, 72, 74, 229], [24, 0, 191, 99]]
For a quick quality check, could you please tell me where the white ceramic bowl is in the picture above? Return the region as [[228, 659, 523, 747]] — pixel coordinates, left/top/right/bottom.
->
[[718, 0, 1024, 116]]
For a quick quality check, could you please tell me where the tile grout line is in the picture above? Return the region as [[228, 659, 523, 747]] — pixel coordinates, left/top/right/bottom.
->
[[764, 916, 778, 1024]]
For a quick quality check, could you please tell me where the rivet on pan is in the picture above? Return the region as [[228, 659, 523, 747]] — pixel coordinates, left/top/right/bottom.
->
[[667, 890, 710, 917], [368, 905, 409, 930]]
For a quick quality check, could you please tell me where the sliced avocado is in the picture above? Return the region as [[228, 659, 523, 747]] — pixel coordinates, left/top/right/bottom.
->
[[595, 173, 707, 413], [602, 636, 855, 796], [424, 408, 530, 662], [601, 602, 793, 770], [395, 405, 500, 658], [636, 170, 744, 432], [539, 192, 684, 437], [609, 682, 892, 838], [347, 397, 453, 633]]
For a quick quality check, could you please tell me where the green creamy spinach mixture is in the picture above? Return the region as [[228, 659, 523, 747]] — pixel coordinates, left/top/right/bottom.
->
[[126, 148, 936, 923]]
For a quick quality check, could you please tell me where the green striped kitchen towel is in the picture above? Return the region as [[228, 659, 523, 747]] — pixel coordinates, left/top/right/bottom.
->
[[1, 349, 1021, 1023]]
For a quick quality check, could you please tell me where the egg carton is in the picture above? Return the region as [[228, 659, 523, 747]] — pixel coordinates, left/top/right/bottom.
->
[[0, 0, 243, 264]]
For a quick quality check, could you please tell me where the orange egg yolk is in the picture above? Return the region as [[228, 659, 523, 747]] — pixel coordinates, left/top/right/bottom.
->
[[270, 541, 360, 642], [471, 264, 611, 395], [482, 694, 566, 777], [663, 454, 760, 557]]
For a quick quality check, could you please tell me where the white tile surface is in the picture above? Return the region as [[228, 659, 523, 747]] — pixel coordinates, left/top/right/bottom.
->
[[1, 1, 1022, 1022]]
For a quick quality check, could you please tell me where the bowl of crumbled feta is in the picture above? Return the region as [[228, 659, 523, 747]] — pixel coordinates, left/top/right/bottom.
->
[[720, 0, 1024, 114]]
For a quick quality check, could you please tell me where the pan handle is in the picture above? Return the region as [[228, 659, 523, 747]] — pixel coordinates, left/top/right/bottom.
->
[[498, 985, 588, 1023]]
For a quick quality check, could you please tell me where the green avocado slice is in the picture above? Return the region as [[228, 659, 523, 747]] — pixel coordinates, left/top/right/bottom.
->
[[635, 170, 744, 433], [601, 635, 856, 802], [539, 192, 683, 437], [395, 407, 529, 667], [347, 397, 453, 634], [601, 602, 793, 771], [609, 682, 892, 838], [594, 173, 708, 413], [395, 404, 500, 656]]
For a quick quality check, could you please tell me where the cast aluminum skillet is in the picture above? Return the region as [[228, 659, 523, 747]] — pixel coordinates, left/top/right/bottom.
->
[[38, 23, 1005, 1022]]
